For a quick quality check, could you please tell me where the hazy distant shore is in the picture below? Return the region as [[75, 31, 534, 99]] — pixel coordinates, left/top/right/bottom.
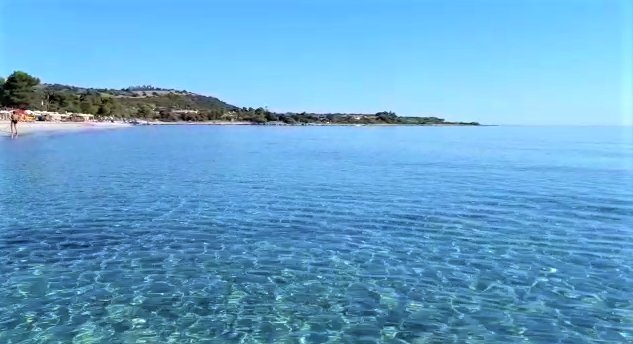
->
[[143, 121, 479, 127], [146, 121, 254, 126], [0, 120, 481, 138], [0, 121, 132, 137]]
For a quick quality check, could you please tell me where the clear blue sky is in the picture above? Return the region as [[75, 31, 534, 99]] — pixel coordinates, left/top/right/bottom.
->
[[1, 0, 631, 125]]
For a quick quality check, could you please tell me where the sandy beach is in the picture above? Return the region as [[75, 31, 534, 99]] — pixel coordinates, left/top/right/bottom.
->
[[0, 121, 132, 137]]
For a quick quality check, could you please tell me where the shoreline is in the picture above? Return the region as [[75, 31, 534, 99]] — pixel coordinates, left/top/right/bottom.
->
[[1, 120, 484, 137], [0, 121, 132, 137], [143, 121, 482, 127]]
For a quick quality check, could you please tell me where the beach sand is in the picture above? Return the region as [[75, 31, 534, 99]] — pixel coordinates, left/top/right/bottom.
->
[[0, 121, 132, 137]]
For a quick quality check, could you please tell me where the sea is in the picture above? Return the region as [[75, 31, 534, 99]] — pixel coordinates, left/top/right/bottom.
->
[[1, 125, 632, 343]]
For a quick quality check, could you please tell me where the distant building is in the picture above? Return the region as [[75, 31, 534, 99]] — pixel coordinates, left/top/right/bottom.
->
[[70, 113, 95, 122], [172, 109, 199, 115], [1, 109, 32, 121], [28, 111, 95, 122], [0, 110, 11, 120]]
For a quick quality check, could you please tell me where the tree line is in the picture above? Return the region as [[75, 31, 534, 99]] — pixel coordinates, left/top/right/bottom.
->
[[0, 71, 132, 117], [1, 71, 478, 125]]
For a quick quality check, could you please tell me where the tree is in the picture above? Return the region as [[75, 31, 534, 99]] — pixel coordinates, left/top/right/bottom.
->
[[136, 104, 154, 118], [97, 97, 121, 117], [376, 111, 397, 123], [79, 93, 101, 114], [265, 111, 279, 121], [251, 115, 266, 124], [280, 115, 296, 124], [0, 77, 4, 105], [2, 71, 40, 108], [205, 109, 223, 121], [47, 91, 79, 112], [80, 100, 98, 114]]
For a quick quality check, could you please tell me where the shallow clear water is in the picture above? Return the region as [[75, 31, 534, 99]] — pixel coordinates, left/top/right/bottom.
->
[[1, 126, 632, 343]]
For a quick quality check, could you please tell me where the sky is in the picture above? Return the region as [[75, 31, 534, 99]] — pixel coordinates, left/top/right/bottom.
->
[[1, 0, 631, 125]]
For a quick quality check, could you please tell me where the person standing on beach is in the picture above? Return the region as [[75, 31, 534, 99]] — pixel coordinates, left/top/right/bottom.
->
[[10, 110, 20, 137]]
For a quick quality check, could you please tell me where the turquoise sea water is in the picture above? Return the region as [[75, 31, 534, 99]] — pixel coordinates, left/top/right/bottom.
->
[[1, 126, 632, 343]]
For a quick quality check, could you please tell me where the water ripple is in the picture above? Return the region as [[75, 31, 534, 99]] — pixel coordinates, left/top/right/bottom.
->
[[1, 126, 632, 343]]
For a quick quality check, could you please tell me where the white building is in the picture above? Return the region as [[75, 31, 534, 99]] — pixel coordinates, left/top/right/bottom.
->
[[0, 110, 11, 121], [30, 111, 95, 122]]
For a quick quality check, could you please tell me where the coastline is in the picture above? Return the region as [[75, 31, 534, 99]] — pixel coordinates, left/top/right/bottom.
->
[[145, 121, 254, 126], [143, 121, 481, 127], [1, 120, 483, 138], [0, 121, 132, 137]]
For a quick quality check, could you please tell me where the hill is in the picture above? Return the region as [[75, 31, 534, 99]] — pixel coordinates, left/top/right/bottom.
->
[[1, 71, 479, 125], [38, 83, 236, 113]]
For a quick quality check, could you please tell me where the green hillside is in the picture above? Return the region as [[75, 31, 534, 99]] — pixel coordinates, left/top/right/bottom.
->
[[1, 71, 479, 125]]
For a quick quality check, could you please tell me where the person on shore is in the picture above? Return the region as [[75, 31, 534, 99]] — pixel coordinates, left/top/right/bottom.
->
[[10, 110, 20, 137]]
